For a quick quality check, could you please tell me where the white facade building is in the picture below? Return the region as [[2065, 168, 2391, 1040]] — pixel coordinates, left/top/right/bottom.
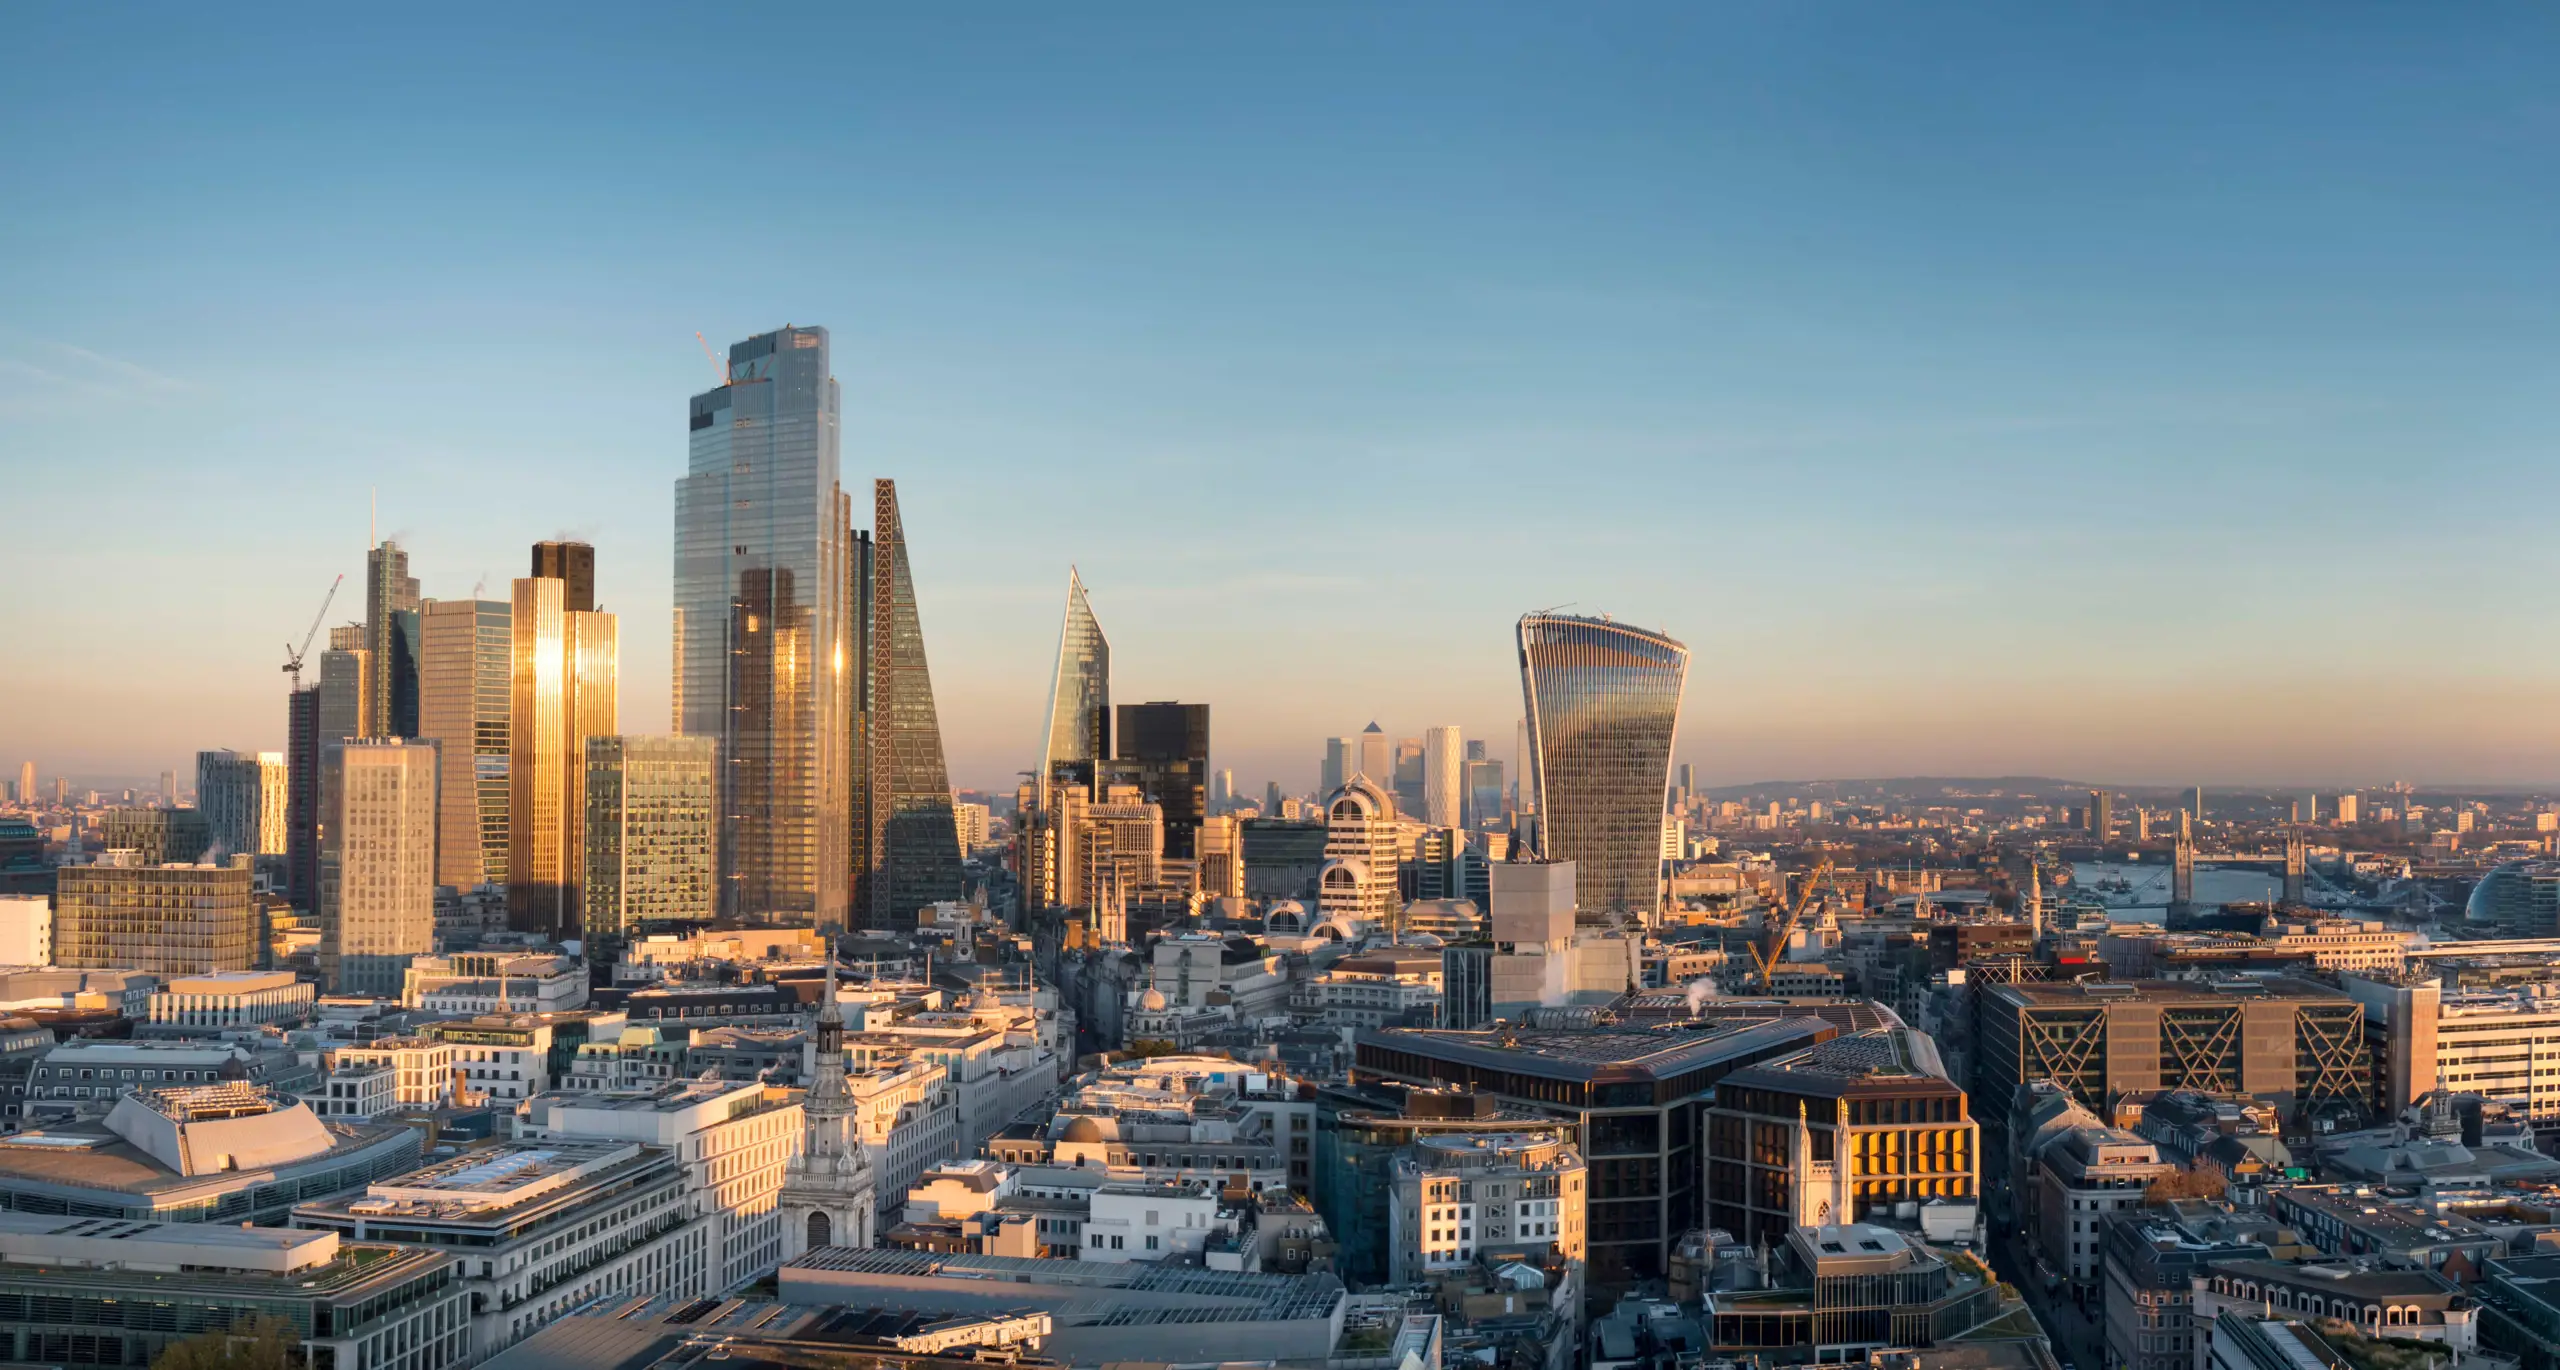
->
[[1082, 1178, 1225, 1263], [149, 970, 315, 1030], [518, 1077, 804, 1292], [0, 895, 52, 966]]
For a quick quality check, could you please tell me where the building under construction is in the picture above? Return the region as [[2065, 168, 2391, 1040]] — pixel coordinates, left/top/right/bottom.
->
[[1974, 976, 2370, 1132]]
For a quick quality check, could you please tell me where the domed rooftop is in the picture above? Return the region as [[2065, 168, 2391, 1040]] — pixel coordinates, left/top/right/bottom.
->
[[1061, 1116, 1106, 1143], [1139, 986, 1169, 1012]]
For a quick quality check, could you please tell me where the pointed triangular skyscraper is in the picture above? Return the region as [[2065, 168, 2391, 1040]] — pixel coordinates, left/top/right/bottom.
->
[[1042, 568, 1111, 773], [866, 479, 964, 927]]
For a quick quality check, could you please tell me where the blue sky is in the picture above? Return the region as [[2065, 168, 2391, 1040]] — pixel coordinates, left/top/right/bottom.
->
[[3, 5, 2556, 792]]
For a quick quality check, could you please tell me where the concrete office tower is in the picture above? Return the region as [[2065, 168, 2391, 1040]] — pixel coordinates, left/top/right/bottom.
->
[[676, 326, 853, 925], [865, 479, 963, 927], [319, 739, 439, 995], [2088, 789, 2111, 839], [158, 770, 176, 802], [2297, 793, 2319, 824], [55, 853, 256, 973], [195, 750, 286, 857], [2337, 794, 2361, 825], [530, 540, 597, 613], [583, 735, 718, 940], [1516, 613, 1688, 924], [1423, 726, 1464, 829], [287, 686, 320, 908], [1106, 702, 1210, 861], [15, 763, 30, 807], [419, 598, 512, 890], [101, 807, 212, 865], [365, 539, 422, 738], [1318, 778, 1401, 931], [317, 624, 372, 744], [508, 573, 618, 938], [1041, 567, 1111, 779], [1358, 723, 1390, 789], [2191, 785, 2205, 821], [1489, 860, 1578, 1015], [1321, 737, 1356, 796], [1213, 769, 1234, 810]]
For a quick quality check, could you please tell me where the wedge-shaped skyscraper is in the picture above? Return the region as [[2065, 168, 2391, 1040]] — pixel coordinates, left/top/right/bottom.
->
[[1042, 567, 1111, 777], [863, 479, 963, 925], [1517, 612, 1688, 924]]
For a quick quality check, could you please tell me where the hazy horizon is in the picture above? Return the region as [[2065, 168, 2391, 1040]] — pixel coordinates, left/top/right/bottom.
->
[[6, 7, 2556, 795]]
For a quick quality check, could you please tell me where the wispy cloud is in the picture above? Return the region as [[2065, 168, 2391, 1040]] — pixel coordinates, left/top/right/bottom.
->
[[0, 339, 211, 416]]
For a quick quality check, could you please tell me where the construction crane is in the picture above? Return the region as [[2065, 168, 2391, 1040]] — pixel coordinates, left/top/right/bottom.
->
[[695, 332, 726, 385], [282, 574, 344, 691], [1749, 858, 1836, 993]]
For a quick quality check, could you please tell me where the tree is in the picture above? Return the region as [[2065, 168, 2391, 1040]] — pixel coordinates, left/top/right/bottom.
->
[[151, 1316, 302, 1370], [2142, 1162, 2229, 1205]]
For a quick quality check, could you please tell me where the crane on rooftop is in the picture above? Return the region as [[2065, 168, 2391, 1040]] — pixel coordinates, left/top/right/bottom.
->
[[282, 574, 343, 692], [1750, 858, 1837, 994]]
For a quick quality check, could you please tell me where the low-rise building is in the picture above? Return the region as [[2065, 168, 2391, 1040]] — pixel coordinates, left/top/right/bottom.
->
[[401, 952, 589, 1014], [54, 854, 256, 973], [147, 969, 316, 1031], [2098, 1215, 2269, 1370], [0, 1081, 420, 1223], [2034, 1127, 2176, 1302], [2193, 1257, 2476, 1365], [293, 1139, 714, 1360], [2267, 1184, 2503, 1273], [566, 1024, 686, 1091], [685, 1024, 808, 1086], [1702, 1223, 2007, 1361], [23, 1037, 317, 1124], [517, 1077, 803, 1292], [483, 1297, 1060, 1370], [0, 1211, 470, 1370], [780, 1247, 1354, 1367], [1387, 1130, 1584, 1284]]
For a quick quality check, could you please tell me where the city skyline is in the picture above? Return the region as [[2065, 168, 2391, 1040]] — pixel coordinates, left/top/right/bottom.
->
[[7, 9, 2560, 790]]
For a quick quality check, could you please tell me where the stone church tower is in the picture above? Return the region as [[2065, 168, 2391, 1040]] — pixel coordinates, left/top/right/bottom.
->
[[779, 947, 875, 1255]]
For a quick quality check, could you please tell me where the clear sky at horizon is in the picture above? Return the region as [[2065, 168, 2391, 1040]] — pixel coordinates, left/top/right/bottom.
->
[[3, 5, 2556, 794]]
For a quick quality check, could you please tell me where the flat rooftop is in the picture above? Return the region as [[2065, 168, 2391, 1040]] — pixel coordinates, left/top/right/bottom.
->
[[1993, 976, 2352, 1007], [306, 1141, 654, 1222], [1365, 1017, 1827, 1082]]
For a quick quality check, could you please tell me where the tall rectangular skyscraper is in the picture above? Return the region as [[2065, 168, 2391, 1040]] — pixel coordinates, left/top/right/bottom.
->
[[420, 597, 512, 890], [584, 734, 718, 939], [1105, 702, 1210, 861], [319, 739, 438, 995], [1517, 612, 1688, 924], [287, 686, 320, 909], [1321, 737, 1356, 797], [509, 572, 617, 938], [196, 749, 286, 857], [676, 326, 853, 925], [366, 540, 422, 738]]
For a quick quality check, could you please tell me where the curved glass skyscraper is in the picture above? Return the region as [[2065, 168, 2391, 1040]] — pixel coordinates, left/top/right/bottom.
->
[[1042, 567, 1110, 775], [1516, 612, 1688, 923]]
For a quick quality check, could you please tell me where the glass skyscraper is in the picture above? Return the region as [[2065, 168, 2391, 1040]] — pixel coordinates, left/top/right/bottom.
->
[[1042, 567, 1110, 776], [676, 326, 854, 925], [1516, 612, 1688, 923], [508, 573, 616, 938], [419, 597, 511, 890], [366, 540, 421, 739], [584, 734, 718, 937], [865, 479, 962, 926]]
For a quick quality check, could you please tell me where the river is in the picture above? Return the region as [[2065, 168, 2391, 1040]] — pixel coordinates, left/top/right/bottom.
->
[[2066, 859, 2282, 925]]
